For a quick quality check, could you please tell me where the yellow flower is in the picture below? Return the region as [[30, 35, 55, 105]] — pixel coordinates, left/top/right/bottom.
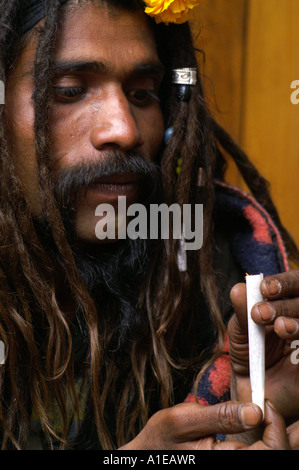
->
[[144, 0, 200, 25]]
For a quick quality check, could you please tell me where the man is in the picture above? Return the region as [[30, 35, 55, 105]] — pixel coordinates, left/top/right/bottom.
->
[[0, 0, 299, 450]]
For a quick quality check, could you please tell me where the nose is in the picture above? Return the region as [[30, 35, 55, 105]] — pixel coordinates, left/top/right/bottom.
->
[[90, 87, 145, 152]]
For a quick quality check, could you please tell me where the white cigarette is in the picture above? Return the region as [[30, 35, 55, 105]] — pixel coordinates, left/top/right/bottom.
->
[[246, 273, 265, 418]]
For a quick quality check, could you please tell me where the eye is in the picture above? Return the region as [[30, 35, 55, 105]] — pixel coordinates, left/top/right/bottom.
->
[[127, 89, 160, 107], [53, 86, 86, 102]]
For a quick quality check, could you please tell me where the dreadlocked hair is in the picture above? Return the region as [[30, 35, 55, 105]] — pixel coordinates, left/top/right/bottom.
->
[[0, 0, 298, 451], [0, 0, 106, 449]]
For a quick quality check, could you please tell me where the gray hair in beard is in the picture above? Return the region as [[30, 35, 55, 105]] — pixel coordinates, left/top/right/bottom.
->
[[53, 150, 162, 214], [47, 151, 163, 349]]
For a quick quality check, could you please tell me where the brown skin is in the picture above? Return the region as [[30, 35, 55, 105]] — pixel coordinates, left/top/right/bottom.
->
[[120, 400, 289, 450], [3, 2, 295, 450], [229, 271, 299, 444], [5, 3, 165, 242], [287, 420, 299, 450]]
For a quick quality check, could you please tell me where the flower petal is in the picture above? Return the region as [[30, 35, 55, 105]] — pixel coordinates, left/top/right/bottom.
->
[[144, 0, 200, 25]]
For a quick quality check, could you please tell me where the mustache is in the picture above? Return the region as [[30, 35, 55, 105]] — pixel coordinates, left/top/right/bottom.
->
[[52, 150, 162, 208]]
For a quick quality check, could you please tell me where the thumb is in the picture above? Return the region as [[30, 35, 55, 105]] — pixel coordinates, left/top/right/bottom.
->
[[251, 400, 290, 450], [228, 283, 250, 375], [230, 282, 248, 331]]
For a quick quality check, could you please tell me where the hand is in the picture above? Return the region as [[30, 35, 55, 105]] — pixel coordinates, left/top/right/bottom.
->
[[216, 400, 290, 450], [229, 270, 299, 422], [119, 400, 290, 450], [287, 420, 299, 450], [119, 401, 264, 450]]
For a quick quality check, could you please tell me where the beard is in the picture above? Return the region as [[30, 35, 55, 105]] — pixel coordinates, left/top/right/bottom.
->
[[35, 150, 163, 350]]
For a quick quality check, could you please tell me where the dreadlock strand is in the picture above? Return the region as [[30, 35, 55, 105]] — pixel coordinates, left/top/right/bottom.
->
[[30, 0, 112, 448]]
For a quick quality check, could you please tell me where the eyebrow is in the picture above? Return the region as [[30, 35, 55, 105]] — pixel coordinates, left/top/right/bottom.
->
[[51, 60, 165, 78]]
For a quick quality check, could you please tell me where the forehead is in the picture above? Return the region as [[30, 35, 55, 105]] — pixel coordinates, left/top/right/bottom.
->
[[52, 2, 159, 70]]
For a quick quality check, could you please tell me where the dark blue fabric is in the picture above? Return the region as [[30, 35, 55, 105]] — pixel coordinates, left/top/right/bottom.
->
[[214, 183, 288, 276]]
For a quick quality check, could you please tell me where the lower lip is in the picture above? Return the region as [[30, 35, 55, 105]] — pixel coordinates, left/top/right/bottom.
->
[[83, 182, 141, 208], [89, 182, 139, 197]]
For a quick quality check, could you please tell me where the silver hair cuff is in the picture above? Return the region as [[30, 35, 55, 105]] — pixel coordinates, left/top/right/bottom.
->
[[172, 68, 198, 86]]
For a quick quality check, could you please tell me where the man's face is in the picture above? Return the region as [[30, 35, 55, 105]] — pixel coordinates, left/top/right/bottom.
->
[[5, 2, 165, 243]]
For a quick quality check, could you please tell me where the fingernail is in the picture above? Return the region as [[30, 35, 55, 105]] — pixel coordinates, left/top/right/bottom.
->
[[240, 404, 261, 427], [256, 302, 275, 322], [263, 279, 282, 296], [285, 319, 299, 335], [266, 399, 276, 411], [274, 317, 299, 336]]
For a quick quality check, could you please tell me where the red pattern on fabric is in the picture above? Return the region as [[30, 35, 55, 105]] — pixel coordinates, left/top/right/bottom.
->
[[243, 205, 273, 245], [215, 180, 289, 272], [208, 355, 231, 397], [184, 393, 209, 406], [184, 334, 231, 405]]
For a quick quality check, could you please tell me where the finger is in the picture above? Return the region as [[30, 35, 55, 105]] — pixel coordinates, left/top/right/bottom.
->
[[227, 314, 250, 374], [273, 317, 299, 339], [215, 401, 290, 450], [251, 400, 290, 450], [229, 284, 251, 374], [261, 400, 290, 449], [230, 283, 248, 330], [166, 402, 263, 441], [214, 440, 244, 450], [251, 297, 299, 326], [287, 420, 299, 449], [260, 270, 299, 300]]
